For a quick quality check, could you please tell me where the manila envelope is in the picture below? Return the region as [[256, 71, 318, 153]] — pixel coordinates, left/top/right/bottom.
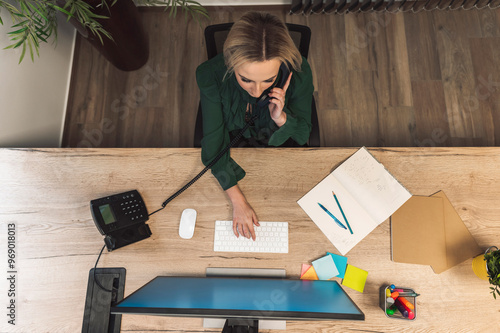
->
[[390, 191, 481, 274]]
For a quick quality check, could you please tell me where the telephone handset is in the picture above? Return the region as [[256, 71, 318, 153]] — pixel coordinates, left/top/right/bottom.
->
[[256, 62, 291, 108]]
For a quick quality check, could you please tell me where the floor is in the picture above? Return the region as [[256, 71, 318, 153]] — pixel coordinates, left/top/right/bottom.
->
[[62, 5, 500, 148]]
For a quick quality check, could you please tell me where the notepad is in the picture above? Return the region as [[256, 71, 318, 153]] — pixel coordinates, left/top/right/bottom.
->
[[300, 265, 319, 280], [391, 191, 481, 274], [328, 252, 348, 279], [300, 264, 312, 277], [342, 264, 368, 293], [312, 254, 339, 280], [297, 147, 412, 255]]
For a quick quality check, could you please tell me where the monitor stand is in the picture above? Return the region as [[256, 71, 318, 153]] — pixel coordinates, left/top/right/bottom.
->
[[204, 267, 287, 331], [222, 319, 259, 333]]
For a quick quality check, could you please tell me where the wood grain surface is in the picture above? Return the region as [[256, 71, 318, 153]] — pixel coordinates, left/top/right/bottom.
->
[[63, 6, 500, 148], [1, 147, 499, 332]]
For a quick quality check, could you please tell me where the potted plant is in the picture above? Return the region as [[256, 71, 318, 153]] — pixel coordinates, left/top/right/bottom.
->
[[472, 246, 500, 299], [0, 0, 208, 70]]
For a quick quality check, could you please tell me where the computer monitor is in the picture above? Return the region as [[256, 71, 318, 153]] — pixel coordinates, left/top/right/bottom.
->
[[111, 276, 364, 332]]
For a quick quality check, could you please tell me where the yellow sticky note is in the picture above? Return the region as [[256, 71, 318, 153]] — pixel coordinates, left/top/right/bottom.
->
[[300, 266, 319, 280], [341, 264, 368, 292]]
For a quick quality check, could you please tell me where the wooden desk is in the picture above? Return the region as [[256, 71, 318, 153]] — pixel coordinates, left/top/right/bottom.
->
[[1, 148, 499, 332]]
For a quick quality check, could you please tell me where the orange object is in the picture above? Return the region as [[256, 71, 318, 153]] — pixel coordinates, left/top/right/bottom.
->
[[390, 291, 399, 299], [300, 266, 319, 280], [398, 296, 415, 310]]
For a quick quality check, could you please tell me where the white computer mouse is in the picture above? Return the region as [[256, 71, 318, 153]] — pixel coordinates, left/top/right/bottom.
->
[[179, 208, 197, 239]]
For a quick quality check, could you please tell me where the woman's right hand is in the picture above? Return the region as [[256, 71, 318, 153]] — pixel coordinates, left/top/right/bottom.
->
[[232, 199, 259, 240], [226, 185, 260, 240]]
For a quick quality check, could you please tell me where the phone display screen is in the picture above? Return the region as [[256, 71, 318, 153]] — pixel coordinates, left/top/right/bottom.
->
[[99, 204, 117, 225]]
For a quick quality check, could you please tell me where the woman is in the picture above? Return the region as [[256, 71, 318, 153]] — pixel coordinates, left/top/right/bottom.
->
[[196, 11, 314, 241]]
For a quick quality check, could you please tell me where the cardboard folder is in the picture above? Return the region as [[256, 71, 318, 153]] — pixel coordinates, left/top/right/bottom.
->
[[390, 191, 481, 274]]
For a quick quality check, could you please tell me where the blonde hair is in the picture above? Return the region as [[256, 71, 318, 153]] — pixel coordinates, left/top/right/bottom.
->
[[223, 12, 302, 78]]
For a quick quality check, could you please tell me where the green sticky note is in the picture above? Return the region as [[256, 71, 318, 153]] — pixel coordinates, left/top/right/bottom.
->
[[341, 264, 368, 293]]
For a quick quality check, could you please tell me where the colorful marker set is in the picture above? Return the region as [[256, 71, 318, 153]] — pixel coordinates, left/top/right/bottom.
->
[[380, 285, 418, 320]]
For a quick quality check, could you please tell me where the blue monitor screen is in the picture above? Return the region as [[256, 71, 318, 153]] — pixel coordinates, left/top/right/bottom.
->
[[111, 276, 364, 321]]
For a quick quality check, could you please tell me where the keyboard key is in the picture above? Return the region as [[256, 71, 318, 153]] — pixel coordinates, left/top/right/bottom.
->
[[214, 221, 288, 253]]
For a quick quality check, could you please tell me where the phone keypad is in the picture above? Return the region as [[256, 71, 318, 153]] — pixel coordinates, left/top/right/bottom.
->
[[120, 194, 146, 221]]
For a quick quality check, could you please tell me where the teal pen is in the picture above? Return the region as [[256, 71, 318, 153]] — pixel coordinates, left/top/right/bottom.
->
[[332, 191, 353, 234], [317, 202, 347, 230]]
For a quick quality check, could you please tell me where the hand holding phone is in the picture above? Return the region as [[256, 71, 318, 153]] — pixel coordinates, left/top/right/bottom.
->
[[256, 62, 291, 108], [268, 72, 292, 126]]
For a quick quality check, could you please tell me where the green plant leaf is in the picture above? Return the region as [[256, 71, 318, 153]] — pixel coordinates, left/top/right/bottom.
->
[[47, 4, 73, 18], [28, 38, 34, 62], [19, 1, 28, 13], [3, 0, 209, 63], [8, 26, 28, 35], [26, 2, 48, 22], [19, 42, 26, 63]]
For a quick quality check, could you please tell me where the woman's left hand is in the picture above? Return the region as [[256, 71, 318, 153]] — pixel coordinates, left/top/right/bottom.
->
[[268, 72, 292, 127]]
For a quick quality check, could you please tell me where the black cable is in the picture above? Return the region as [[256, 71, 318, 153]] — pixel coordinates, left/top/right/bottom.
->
[[93, 117, 257, 293], [148, 207, 164, 217], [93, 244, 113, 292], [148, 114, 258, 217]]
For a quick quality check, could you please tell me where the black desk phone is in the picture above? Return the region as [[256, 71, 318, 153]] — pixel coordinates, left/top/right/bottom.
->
[[91, 190, 151, 251]]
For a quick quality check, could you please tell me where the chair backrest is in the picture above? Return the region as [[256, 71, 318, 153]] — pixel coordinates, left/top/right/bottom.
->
[[204, 23, 312, 60], [195, 22, 319, 148]]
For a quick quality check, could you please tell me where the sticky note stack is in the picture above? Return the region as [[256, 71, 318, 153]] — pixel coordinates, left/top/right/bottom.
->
[[300, 252, 368, 293], [342, 264, 368, 293], [300, 264, 318, 280], [312, 254, 339, 280], [328, 252, 348, 279]]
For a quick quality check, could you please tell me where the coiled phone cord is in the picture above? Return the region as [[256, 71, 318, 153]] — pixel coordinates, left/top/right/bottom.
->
[[93, 115, 257, 292], [148, 114, 258, 217]]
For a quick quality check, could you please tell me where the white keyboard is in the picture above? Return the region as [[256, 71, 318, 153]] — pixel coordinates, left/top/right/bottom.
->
[[214, 221, 288, 253]]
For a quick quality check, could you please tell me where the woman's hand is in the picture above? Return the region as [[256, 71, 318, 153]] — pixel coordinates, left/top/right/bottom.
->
[[268, 72, 292, 127], [232, 199, 259, 240], [226, 185, 260, 240]]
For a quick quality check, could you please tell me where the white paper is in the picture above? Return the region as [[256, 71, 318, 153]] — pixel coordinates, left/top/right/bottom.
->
[[332, 147, 411, 223], [297, 175, 377, 255], [297, 147, 411, 255]]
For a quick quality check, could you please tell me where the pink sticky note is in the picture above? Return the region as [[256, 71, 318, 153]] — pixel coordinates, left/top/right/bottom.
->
[[300, 264, 312, 277], [300, 266, 319, 280]]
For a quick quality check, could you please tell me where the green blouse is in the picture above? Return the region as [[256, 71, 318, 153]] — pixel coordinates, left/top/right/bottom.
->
[[196, 53, 314, 190]]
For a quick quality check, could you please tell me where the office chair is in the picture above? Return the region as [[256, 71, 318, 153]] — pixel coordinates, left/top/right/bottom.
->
[[194, 23, 320, 148]]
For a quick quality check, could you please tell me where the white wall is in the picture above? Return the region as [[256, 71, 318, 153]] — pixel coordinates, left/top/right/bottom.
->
[[0, 1, 289, 148], [0, 12, 75, 148]]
